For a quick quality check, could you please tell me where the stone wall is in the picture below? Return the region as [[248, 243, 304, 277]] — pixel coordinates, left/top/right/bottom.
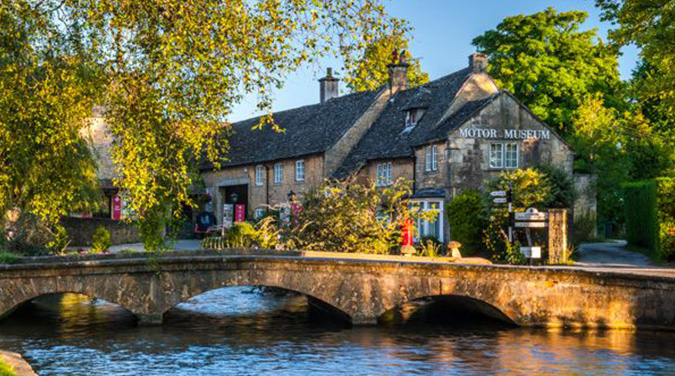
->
[[61, 217, 140, 246], [447, 93, 574, 194], [201, 153, 325, 223], [414, 142, 448, 192]]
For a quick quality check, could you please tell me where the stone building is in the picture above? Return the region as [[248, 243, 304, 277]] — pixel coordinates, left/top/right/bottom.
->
[[200, 54, 576, 243]]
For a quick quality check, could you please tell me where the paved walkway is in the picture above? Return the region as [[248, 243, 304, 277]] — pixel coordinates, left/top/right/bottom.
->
[[577, 240, 652, 267]]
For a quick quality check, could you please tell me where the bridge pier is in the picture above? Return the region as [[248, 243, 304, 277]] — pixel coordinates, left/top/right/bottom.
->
[[136, 313, 164, 326]]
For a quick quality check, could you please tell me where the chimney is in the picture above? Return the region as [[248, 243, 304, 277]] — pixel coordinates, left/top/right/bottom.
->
[[469, 53, 488, 74], [319, 68, 339, 103], [388, 50, 410, 92]]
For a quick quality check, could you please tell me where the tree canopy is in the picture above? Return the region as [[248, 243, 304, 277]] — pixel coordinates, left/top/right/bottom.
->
[[1, 0, 409, 250], [472, 7, 623, 136], [0, 1, 102, 251], [597, 0, 675, 115], [344, 33, 429, 92]]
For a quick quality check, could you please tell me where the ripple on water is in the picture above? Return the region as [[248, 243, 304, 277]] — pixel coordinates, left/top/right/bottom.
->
[[1, 288, 675, 375]]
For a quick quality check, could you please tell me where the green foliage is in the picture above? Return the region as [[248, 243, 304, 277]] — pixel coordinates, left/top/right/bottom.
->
[[0, 252, 20, 265], [622, 181, 659, 256], [201, 218, 281, 250], [472, 7, 624, 136], [292, 177, 436, 254], [0, 358, 16, 376], [91, 226, 111, 254], [656, 177, 675, 261], [418, 237, 441, 258], [486, 169, 553, 210], [48, 225, 70, 255], [570, 94, 629, 224], [534, 164, 577, 209], [446, 190, 487, 251], [0, 1, 102, 251], [597, 0, 675, 114], [345, 33, 429, 92]]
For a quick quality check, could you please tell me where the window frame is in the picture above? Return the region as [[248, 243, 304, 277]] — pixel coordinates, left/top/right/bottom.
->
[[413, 200, 444, 243], [431, 145, 438, 171], [489, 142, 519, 170], [273, 163, 283, 184], [255, 165, 264, 186], [375, 162, 393, 187], [295, 160, 305, 182]]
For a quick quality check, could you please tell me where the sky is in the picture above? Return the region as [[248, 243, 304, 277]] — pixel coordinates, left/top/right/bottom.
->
[[228, 0, 640, 122]]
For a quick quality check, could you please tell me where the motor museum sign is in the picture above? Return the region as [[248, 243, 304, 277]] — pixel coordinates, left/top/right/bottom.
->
[[459, 127, 551, 140]]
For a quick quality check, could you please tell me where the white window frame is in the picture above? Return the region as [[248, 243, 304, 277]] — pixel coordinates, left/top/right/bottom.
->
[[505, 143, 519, 169], [489, 143, 504, 169], [274, 163, 283, 184], [432, 145, 438, 171], [295, 160, 305, 182], [425, 147, 432, 171], [490, 142, 519, 169], [255, 165, 264, 186], [376, 162, 393, 187], [413, 200, 444, 243], [405, 109, 417, 126]]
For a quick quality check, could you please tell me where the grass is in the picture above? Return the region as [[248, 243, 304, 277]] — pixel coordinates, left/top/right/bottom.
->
[[624, 243, 662, 264], [0, 358, 16, 376], [0, 252, 20, 265]]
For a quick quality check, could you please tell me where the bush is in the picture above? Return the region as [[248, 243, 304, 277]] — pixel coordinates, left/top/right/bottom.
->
[[534, 164, 578, 208], [91, 226, 112, 253], [622, 181, 659, 256], [572, 210, 598, 244], [0, 359, 16, 376], [656, 178, 675, 260], [0, 252, 20, 264], [418, 238, 441, 258], [446, 190, 486, 253]]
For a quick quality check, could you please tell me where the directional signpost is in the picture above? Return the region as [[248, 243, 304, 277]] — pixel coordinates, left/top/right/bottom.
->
[[493, 197, 507, 204]]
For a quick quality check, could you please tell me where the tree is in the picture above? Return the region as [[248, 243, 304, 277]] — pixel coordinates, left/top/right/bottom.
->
[[73, 0, 409, 249], [597, 0, 675, 115], [0, 1, 102, 253], [472, 7, 623, 136], [569, 94, 629, 224], [2, 0, 408, 250], [344, 33, 429, 92]]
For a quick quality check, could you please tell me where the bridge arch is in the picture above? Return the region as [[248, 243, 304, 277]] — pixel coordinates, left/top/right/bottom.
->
[[159, 282, 353, 323]]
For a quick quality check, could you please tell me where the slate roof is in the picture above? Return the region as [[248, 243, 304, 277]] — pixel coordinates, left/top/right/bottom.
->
[[203, 89, 380, 169], [334, 67, 481, 178]]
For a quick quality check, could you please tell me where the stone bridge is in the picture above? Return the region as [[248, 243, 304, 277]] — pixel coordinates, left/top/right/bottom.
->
[[1, 251, 675, 329]]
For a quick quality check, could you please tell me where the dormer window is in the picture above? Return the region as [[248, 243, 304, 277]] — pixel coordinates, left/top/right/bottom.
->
[[402, 108, 426, 133]]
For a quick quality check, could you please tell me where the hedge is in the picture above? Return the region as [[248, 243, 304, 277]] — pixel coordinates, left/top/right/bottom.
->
[[446, 190, 486, 253], [622, 178, 675, 261]]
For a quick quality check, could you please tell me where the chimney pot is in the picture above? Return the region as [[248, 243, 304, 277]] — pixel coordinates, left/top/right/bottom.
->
[[469, 53, 488, 73], [319, 67, 339, 103], [388, 49, 410, 92]]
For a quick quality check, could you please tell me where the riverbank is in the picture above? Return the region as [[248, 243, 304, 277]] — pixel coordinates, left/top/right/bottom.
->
[[0, 351, 36, 376]]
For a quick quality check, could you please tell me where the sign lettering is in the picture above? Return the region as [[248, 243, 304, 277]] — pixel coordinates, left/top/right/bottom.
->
[[459, 127, 550, 140], [515, 222, 547, 228]]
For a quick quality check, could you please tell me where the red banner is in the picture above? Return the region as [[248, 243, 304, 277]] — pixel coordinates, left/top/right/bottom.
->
[[401, 219, 414, 246], [112, 195, 122, 220], [235, 204, 246, 223]]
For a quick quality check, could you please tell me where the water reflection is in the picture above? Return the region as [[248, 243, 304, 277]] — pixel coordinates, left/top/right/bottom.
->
[[0, 288, 674, 376]]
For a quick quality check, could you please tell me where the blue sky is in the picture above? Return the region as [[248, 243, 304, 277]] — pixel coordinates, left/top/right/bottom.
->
[[229, 0, 639, 122]]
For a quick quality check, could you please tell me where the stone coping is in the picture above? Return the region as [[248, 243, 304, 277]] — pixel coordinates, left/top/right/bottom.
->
[[2, 249, 675, 285], [0, 351, 37, 376]]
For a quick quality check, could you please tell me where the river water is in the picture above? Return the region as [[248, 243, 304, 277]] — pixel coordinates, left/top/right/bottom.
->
[[1, 288, 674, 376]]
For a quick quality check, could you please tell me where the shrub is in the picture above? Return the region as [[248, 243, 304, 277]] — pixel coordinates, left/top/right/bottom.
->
[[534, 164, 577, 208], [224, 222, 257, 248], [418, 237, 441, 258], [622, 181, 659, 256], [91, 226, 112, 254], [446, 190, 486, 253], [0, 252, 20, 264], [291, 177, 435, 254], [572, 210, 598, 244], [0, 358, 16, 376]]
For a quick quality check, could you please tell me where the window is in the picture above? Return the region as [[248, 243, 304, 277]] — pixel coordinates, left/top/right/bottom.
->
[[505, 143, 519, 168], [425, 145, 439, 172], [376, 162, 392, 186], [274, 163, 283, 184], [490, 143, 518, 169], [255, 165, 264, 186], [254, 208, 266, 220], [414, 201, 443, 242], [405, 109, 417, 126], [489, 143, 504, 168], [295, 160, 305, 182]]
